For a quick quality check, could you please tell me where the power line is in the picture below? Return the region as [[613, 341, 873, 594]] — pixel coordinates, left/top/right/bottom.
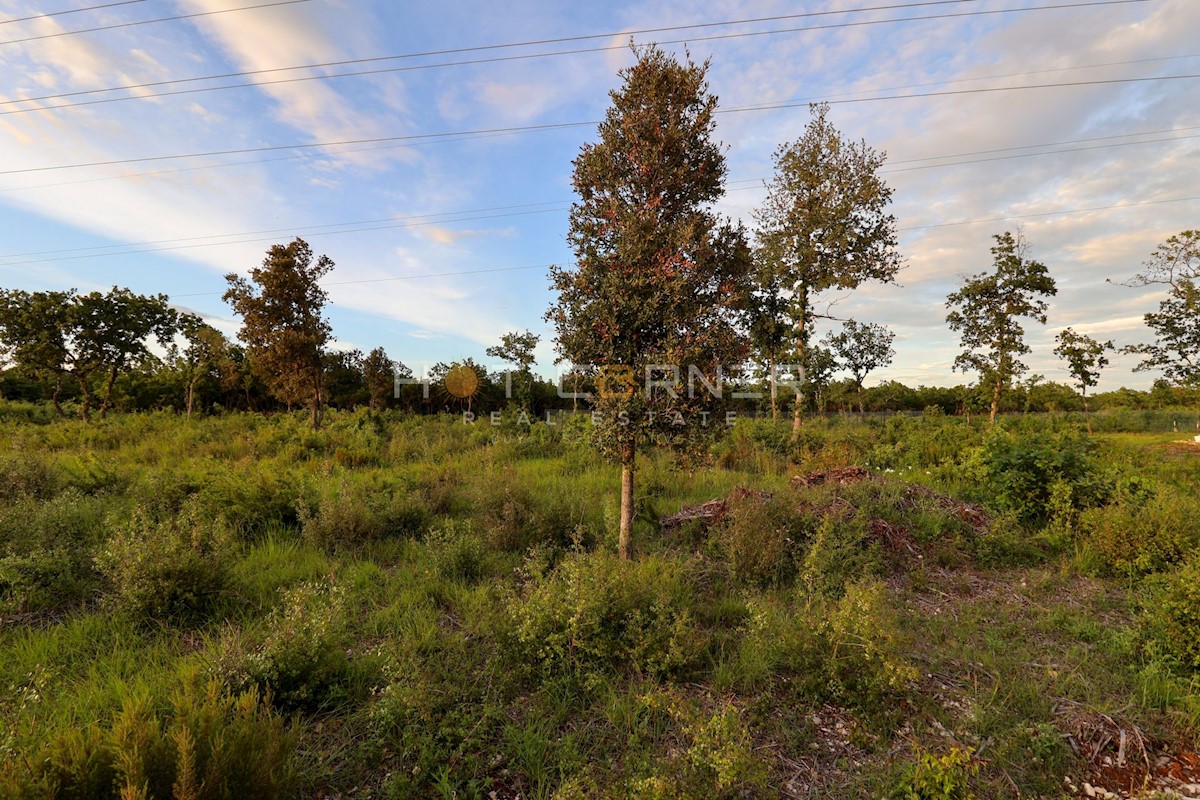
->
[[156, 193, 1200, 301], [0, 0, 310, 46], [0, 0, 147, 26], [3, 124, 1196, 263], [0, 0, 977, 106], [0, 0, 1150, 116], [5, 71, 1197, 178]]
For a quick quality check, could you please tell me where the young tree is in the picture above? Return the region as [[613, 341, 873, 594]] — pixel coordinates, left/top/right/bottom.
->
[[753, 102, 902, 434], [823, 319, 896, 417], [945, 230, 1057, 425], [486, 329, 540, 409], [745, 256, 794, 420], [802, 342, 838, 414], [177, 315, 230, 418], [1120, 230, 1200, 387], [546, 46, 751, 559], [362, 346, 396, 411], [1054, 327, 1112, 433], [224, 238, 333, 430]]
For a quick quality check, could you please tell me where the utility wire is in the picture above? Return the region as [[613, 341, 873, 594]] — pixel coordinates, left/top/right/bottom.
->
[[0, 0, 147, 25], [155, 193, 1200, 300], [5, 70, 1197, 177], [0, 0, 1150, 116], [1, 0, 978, 105], [3, 124, 1197, 262], [0, 0, 310, 46]]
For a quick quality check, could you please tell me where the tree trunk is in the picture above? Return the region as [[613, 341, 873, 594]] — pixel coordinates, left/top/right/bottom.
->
[[186, 376, 197, 418], [768, 352, 778, 420], [98, 365, 119, 419], [76, 375, 92, 423], [51, 375, 65, 418], [791, 316, 807, 435], [857, 381, 865, 419], [989, 378, 1002, 426], [1083, 390, 1092, 435], [618, 444, 635, 560]]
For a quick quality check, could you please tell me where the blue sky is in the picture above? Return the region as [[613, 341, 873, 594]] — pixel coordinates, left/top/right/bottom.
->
[[0, 0, 1197, 390]]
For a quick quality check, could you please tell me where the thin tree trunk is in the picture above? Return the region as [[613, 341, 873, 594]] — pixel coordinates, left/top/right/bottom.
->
[[99, 365, 119, 419], [791, 320, 807, 435], [618, 444, 635, 560], [768, 352, 778, 420], [989, 378, 1002, 425], [1083, 391, 1092, 435], [51, 375, 65, 418], [857, 384, 865, 419], [186, 376, 197, 418], [76, 375, 92, 423]]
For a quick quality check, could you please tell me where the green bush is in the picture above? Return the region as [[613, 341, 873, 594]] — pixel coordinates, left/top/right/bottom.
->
[[2, 681, 296, 800], [509, 553, 706, 682], [1081, 495, 1199, 576], [1140, 556, 1200, 672], [427, 519, 488, 582], [96, 500, 233, 625], [0, 491, 108, 613], [973, 429, 1109, 523], [715, 493, 811, 587], [472, 468, 580, 552], [219, 581, 354, 712], [298, 478, 427, 550], [891, 746, 977, 800]]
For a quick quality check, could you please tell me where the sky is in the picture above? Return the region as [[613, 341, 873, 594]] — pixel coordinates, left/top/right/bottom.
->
[[0, 0, 1196, 392]]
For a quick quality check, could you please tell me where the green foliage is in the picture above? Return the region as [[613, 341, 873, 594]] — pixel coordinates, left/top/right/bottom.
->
[[298, 477, 427, 550], [2, 680, 296, 800], [945, 230, 1057, 422], [1121, 230, 1200, 387], [509, 553, 706, 683], [891, 746, 978, 800], [974, 428, 1108, 523], [426, 519, 488, 582], [96, 500, 234, 625], [0, 491, 108, 613], [218, 581, 354, 712], [1140, 556, 1200, 672], [715, 494, 810, 587], [1081, 494, 1200, 576]]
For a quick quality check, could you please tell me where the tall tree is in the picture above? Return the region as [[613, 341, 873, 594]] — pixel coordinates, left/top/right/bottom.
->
[[224, 239, 333, 430], [1120, 230, 1200, 387], [362, 346, 396, 411], [753, 102, 902, 435], [946, 230, 1057, 425], [0, 289, 74, 417], [546, 46, 751, 559], [823, 319, 896, 417], [486, 329, 540, 409], [1054, 328, 1112, 434], [177, 315, 230, 418]]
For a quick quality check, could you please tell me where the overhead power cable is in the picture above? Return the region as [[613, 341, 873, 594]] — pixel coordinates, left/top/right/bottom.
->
[[0, 0, 310, 46], [4, 70, 1197, 178], [2, 124, 1196, 264], [0, 0, 147, 26], [151, 193, 1200, 300], [0, 0, 1150, 116]]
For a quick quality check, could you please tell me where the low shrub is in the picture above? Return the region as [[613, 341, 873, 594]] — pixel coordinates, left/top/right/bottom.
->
[[1081, 495, 1200, 576], [95, 500, 234, 625], [509, 553, 706, 683], [972, 429, 1109, 524], [218, 581, 354, 712], [426, 519, 488, 582], [714, 493, 812, 588], [890, 746, 978, 800], [298, 478, 427, 551], [1140, 556, 1200, 673], [0, 491, 108, 613], [1, 680, 296, 800]]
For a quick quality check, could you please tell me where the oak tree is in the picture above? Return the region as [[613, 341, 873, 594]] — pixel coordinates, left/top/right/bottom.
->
[[753, 102, 902, 434], [224, 239, 333, 430], [486, 329, 540, 409], [546, 46, 751, 559], [946, 231, 1057, 425], [363, 346, 396, 411], [1121, 230, 1199, 387], [1053, 328, 1112, 433], [823, 319, 895, 416]]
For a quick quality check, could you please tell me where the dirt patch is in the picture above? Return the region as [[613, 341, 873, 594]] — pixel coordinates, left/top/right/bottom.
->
[[1058, 699, 1200, 798]]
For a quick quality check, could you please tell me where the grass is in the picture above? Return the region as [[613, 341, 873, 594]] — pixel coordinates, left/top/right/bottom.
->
[[1, 407, 1198, 798]]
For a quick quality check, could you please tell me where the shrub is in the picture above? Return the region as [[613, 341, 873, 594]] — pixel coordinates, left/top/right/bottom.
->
[[96, 500, 233, 625], [509, 553, 706, 682], [891, 746, 978, 800], [0, 451, 57, 501], [427, 519, 488, 582], [715, 493, 812, 587], [299, 478, 427, 550], [472, 468, 580, 552], [1081, 495, 1200, 576], [1140, 556, 1200, 672], [219, 581, 354, 712], [0, 491, 108, 613], [3, 681, 296, 800], [974, 429, 1109, 523]]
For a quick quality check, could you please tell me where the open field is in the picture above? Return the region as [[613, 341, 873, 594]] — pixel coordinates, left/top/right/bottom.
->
[[1, 407, 1198, 799]]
